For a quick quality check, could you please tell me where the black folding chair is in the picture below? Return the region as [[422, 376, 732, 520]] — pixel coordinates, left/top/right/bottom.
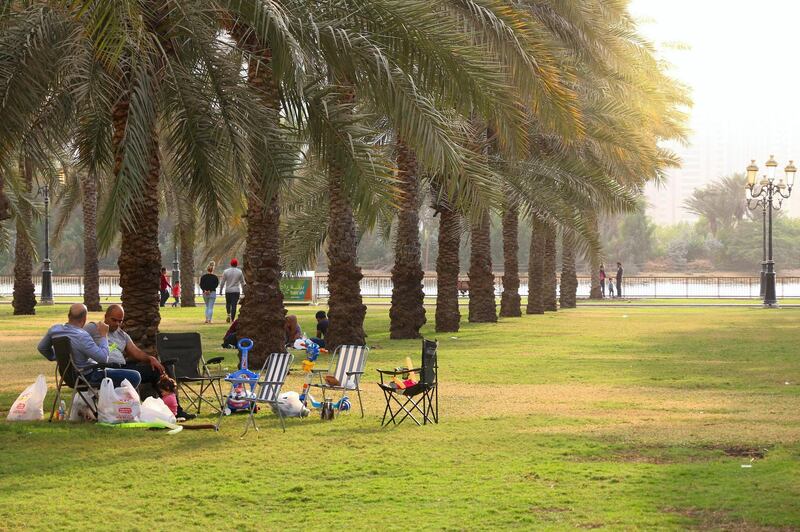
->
[[49, 336, 107, 422], [157, 332, 224, 415], [377, 338, 439, 426]]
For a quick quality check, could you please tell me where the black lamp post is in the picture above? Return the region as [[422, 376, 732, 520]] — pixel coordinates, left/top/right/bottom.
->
[[39, 184, 53, 305], [745, 156, 796, 307], [172, 243, 180, 286]]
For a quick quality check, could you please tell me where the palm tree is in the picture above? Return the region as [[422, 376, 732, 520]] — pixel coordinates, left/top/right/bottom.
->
[[542, 223, 557, 312], [468, 211, 497, 322], [12, 156, 36, 315], [526, 218, 546, 315], [177, 205, 196, 308], [559, 234, 577, 308], [499, 201, 521, 317], [389, 140, 426, 339], [433, 188, 461, 332], [80, 170, 101, 311]]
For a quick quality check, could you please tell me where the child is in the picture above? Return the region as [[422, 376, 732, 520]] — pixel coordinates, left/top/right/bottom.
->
[[607, 277, 615, 297], [171, 281, 181, 307], [157, 374, 179, 417]]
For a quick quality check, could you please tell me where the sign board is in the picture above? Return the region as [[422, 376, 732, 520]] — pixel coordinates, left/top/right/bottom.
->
[[281, 271, 314, 303]]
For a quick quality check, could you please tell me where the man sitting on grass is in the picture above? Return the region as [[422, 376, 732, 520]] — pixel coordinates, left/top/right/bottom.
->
[[37, 303, 142, 388], [84, 304, 196, 420]]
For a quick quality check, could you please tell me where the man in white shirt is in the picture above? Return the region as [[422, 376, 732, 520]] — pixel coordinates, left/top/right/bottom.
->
[[219, 257, 246, 323]]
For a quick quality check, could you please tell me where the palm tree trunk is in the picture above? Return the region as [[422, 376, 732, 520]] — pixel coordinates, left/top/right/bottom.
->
[[236, 48, 287, 367], [0, 173, 10, 221], [81, 171, 101, 311], [12, 156, 36, 315], [499, 202, 521, 317], [434, 192, 461, 332], [389, 140, 426, 339], [588, 212, 602, 299], [179, 207, 196, 307], [239, 193, 286, 366], [559, 236, 577, 309], [543, 223, 558, 312], [114, 96, 162, 354], [326, 169, 367, 348], [468, 212, 497, 322], [526, 218, 545, 315]]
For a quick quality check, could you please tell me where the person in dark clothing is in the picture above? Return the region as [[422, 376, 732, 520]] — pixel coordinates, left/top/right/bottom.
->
[[310, 310, 329, 348], [222, 319, 239, 349], [159, 267, 171, 307], [616, 262, 623, 298], [199, 261, 220, 324]]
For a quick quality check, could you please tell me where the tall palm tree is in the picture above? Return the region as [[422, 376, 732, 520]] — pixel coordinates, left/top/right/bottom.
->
[[433, 188, 461, 332], [559, 234, 577, 308], [499, 201, 521, 317], [526, 218, 545, 314], [389, 140, 426, 339], [542, 223, 557, 312], [177, 204, 196, 308], [80, 170, 101, 311], [12, 156, 36, 315], [468, 211, 497, 322]]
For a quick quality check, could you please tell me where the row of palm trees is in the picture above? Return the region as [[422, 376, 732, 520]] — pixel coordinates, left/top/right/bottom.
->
[[0, 1, 688, 365]]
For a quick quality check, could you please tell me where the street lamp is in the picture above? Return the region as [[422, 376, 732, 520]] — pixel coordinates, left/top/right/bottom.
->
[[172, 242, 180, 286], [38, 184, 53, 305], [745, 156, 795, 307]]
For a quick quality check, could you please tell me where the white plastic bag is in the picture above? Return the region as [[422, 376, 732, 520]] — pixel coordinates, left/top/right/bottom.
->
[[97, 378, 141, 423], [271, 391, 310, 418], [69, 392, 97, 422], [7, 375, 47, 421], [140, 397, 177, 424]]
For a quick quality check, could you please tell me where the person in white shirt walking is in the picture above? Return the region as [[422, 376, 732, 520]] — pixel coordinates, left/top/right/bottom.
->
[[219, 258, 246, 323]]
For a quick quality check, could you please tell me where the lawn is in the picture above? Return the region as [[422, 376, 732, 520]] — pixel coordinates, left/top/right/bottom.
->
[[1, 303, 799, 530]]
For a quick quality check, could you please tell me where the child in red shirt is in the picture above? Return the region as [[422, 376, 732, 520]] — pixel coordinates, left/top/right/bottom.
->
[[171, 282, 181, 307]]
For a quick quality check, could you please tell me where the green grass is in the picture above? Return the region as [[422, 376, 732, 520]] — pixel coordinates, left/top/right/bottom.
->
[[1, 303, 799, 530]]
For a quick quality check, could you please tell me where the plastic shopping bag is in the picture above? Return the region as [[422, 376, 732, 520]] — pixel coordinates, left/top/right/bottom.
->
[[6, 375, 47, 421], [271, 391, 310, 418], [97, 378, 141, 423], [69, 392, 97, 422], [140, 397, 176, 424]]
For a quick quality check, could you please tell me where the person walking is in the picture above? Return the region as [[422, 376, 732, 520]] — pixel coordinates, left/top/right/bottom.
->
[[219, 258, 246, 323], [599, 265, 606, 298], [200, 261, 219, 324], [616, 262, 624, 298], [159, 267, 171, 307]]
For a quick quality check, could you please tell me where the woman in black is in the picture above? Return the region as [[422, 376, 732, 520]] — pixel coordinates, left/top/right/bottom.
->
[[200, 261, 220, 323]]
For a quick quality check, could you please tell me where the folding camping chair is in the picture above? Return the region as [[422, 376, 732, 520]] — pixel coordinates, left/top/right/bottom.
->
[[309, 345, 369, 417], [215, 352, 294, 436], [377, 338, 438, 426], [156, 332, 224, 415], [49, 336, 107, 421]]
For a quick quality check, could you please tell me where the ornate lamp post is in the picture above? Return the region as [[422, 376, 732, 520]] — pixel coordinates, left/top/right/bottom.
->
[[38, 184, 54, 305], [745, 156, 796, 307], [172, 243, 180, 286]]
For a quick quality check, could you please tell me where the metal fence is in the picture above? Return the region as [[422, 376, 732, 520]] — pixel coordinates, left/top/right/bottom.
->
[[4, 274, 791, 300]]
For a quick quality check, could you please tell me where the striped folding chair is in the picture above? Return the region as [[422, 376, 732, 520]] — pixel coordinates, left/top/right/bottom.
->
[[230, 352, 294, 436], [309, 345, 369, 417]]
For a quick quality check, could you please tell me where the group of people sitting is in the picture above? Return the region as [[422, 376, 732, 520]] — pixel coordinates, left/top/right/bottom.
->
[[222, 311, 329, 350], [37, 303, 194, 420]]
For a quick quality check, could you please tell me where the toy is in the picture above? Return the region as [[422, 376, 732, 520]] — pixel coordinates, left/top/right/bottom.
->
[[298, 343, 321, 406], [390, 357, 418, 390], [222, 338, 259, 415]]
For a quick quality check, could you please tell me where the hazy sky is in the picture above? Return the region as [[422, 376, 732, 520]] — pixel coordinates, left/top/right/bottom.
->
[[629, 0, 800, 222]]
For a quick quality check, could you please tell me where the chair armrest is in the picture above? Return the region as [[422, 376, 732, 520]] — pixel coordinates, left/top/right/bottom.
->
[[206, 356, 224, 365], [345, 370, 364, 376], [310, 368, 327, 374], [162, 358, 178, 366], [376, 369, 408, 376]]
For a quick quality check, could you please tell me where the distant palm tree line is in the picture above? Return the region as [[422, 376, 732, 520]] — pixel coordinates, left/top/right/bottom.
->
[[0, 1, 688, 364]]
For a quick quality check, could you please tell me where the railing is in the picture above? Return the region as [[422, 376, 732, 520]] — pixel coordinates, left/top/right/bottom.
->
[[1, 274, 797, 300]]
